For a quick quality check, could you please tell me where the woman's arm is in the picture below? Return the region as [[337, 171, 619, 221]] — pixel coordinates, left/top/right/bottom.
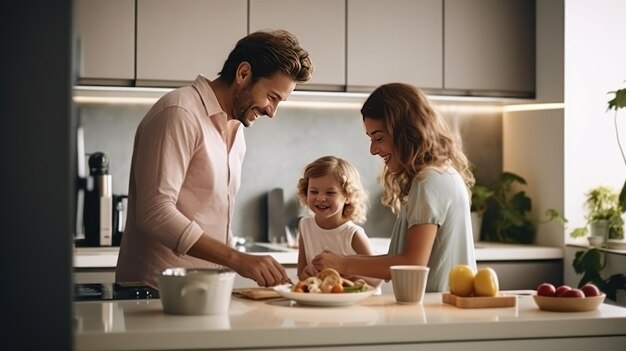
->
[[349, 230, 383, 287], [313, 223, 437, 280]]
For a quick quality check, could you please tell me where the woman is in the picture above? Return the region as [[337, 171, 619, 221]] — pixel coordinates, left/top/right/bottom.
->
[[312, 83, 476, 292]]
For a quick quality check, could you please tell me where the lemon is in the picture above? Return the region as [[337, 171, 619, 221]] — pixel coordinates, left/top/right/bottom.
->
[[449, 264, 475, 297], [474, 267, 499, 297]]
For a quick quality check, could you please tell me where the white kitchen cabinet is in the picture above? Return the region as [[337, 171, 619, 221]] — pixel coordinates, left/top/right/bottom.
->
[[74, 0, 135, 84], [444, 0, 535, 96], [136, 0, 247, 86], [249, 0, 345, 90], [347, 0, 443, 91]]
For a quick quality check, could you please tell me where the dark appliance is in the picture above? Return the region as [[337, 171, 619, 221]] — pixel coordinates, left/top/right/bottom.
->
[[74, 283, 159, 301], [83, 152, 113, 246]]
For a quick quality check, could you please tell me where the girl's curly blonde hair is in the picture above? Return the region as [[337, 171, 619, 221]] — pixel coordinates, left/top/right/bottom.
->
[[296, 156, 368, 224]]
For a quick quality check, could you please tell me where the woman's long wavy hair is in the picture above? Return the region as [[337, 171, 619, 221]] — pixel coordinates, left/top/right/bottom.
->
[[361, 83, 474, 213], [297, 156, 369, 224]]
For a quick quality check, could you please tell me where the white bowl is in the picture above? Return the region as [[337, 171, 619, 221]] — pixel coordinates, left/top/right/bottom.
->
[[158, 268, 235, 315]]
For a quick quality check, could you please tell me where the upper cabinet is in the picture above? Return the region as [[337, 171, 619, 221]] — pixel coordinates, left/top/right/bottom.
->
[[74, 0, 135, 85], [444, 0, 535, 96], [347, 0, 443, 91], [136, 0, 247, 86], [249, 0, 345, 90], [73, 0, 536, 97]]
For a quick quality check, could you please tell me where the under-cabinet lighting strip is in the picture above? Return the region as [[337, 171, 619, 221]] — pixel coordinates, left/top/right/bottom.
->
[[503, 103, 565, 112], [72, 86, 525, 110]]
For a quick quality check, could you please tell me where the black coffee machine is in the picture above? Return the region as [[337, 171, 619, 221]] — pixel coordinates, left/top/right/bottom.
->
[[77, 152, 127, 247]]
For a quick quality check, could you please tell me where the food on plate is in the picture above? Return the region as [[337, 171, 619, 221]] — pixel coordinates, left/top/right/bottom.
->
[[473, 267, 499, 297], [291, 269, 370, 294], [448, 264, 476, 297], [581, 283, 602, 297], [536, 283, 557, 297]]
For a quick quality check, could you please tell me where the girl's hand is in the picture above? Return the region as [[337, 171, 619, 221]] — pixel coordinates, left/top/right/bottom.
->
[[299, 264, 319, 281], [312, 250, 344, 273]]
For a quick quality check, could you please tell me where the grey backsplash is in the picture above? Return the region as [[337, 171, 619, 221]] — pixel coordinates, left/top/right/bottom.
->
[[79, 102, 501, 242]]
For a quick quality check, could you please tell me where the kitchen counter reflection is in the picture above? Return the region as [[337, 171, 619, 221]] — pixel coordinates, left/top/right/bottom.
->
[[74, 292, 626, 351]]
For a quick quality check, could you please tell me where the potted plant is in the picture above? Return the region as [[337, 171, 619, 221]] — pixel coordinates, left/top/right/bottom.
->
[[481, 171, 566, 244], [570, 186, 624, 245], [470, 183, 493, 242], [569, 85, 626, 302]]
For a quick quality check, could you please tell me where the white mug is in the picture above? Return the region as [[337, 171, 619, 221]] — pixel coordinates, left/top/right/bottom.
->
[[390, 265, 430, 304]]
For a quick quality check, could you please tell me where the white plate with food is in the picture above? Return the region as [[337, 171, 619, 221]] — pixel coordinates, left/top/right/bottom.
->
[[273, 284, 376, 307]]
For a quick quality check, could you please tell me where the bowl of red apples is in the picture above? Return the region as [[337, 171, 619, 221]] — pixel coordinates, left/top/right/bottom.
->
[[533, 283, 605, 312]]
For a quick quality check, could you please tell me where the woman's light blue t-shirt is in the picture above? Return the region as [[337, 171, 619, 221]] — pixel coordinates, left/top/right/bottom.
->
[[387, 166, 477, 292]]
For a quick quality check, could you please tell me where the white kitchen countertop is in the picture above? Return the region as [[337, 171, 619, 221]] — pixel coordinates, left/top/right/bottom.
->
[[74, 238, 563, 268], [74, 291, 626, 350]]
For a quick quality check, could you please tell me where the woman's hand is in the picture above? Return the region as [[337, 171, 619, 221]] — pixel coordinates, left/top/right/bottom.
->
[[312, 250, 345, 273]]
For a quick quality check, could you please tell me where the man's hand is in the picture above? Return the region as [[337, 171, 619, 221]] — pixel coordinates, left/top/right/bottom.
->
[[234, 254, 290, 287]]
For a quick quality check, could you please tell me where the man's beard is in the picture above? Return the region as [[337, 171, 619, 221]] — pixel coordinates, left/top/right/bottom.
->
[[232, 82, 255, 127]]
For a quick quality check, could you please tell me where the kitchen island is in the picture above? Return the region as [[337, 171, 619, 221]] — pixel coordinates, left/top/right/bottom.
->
[[74, 291, 626, 350]]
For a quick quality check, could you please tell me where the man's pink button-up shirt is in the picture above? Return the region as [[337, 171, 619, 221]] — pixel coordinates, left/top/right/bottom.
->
[[116, 75, 245, 288]]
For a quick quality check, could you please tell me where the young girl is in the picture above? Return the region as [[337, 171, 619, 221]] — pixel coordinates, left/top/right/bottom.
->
[[296, 155, 381, 288], [312, 83, 477, 292]]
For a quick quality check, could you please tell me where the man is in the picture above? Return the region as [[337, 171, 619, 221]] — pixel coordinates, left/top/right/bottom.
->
[[116, 30, 314, 288]]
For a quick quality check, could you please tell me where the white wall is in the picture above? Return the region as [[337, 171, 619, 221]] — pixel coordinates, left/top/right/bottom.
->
[[503, 109, 564, 247], [502, 0, 565, 247], [564, 0, 626, 243]]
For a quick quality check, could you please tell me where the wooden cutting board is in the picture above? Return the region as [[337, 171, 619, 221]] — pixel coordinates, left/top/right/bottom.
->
[[232, 287, 281, 300], [442, 292, 517, 308]]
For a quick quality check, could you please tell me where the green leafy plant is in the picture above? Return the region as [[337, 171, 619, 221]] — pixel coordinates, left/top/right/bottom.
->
[[608, 86, 626, 211], [568, 86, 626, 303], [470, 184, 493, 214], [483, 172, 566, 244], [570, 186, 624, 240], [573, 248, 626, 301]]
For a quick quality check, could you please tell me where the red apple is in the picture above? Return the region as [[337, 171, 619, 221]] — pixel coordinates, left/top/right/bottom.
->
[[536, 283, 556, 297], [562, 288, 585, 298], [555, 285, 572, 297], [581, 284, 602, 297]]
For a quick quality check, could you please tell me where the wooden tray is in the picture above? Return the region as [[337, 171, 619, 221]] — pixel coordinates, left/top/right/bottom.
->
[[232, 287, 282, 300], [442, 292, 517, 308]]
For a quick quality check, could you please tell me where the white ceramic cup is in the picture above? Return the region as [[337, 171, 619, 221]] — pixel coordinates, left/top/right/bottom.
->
[[158, 268, 236, 315], [390, 265, 430, 304]]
